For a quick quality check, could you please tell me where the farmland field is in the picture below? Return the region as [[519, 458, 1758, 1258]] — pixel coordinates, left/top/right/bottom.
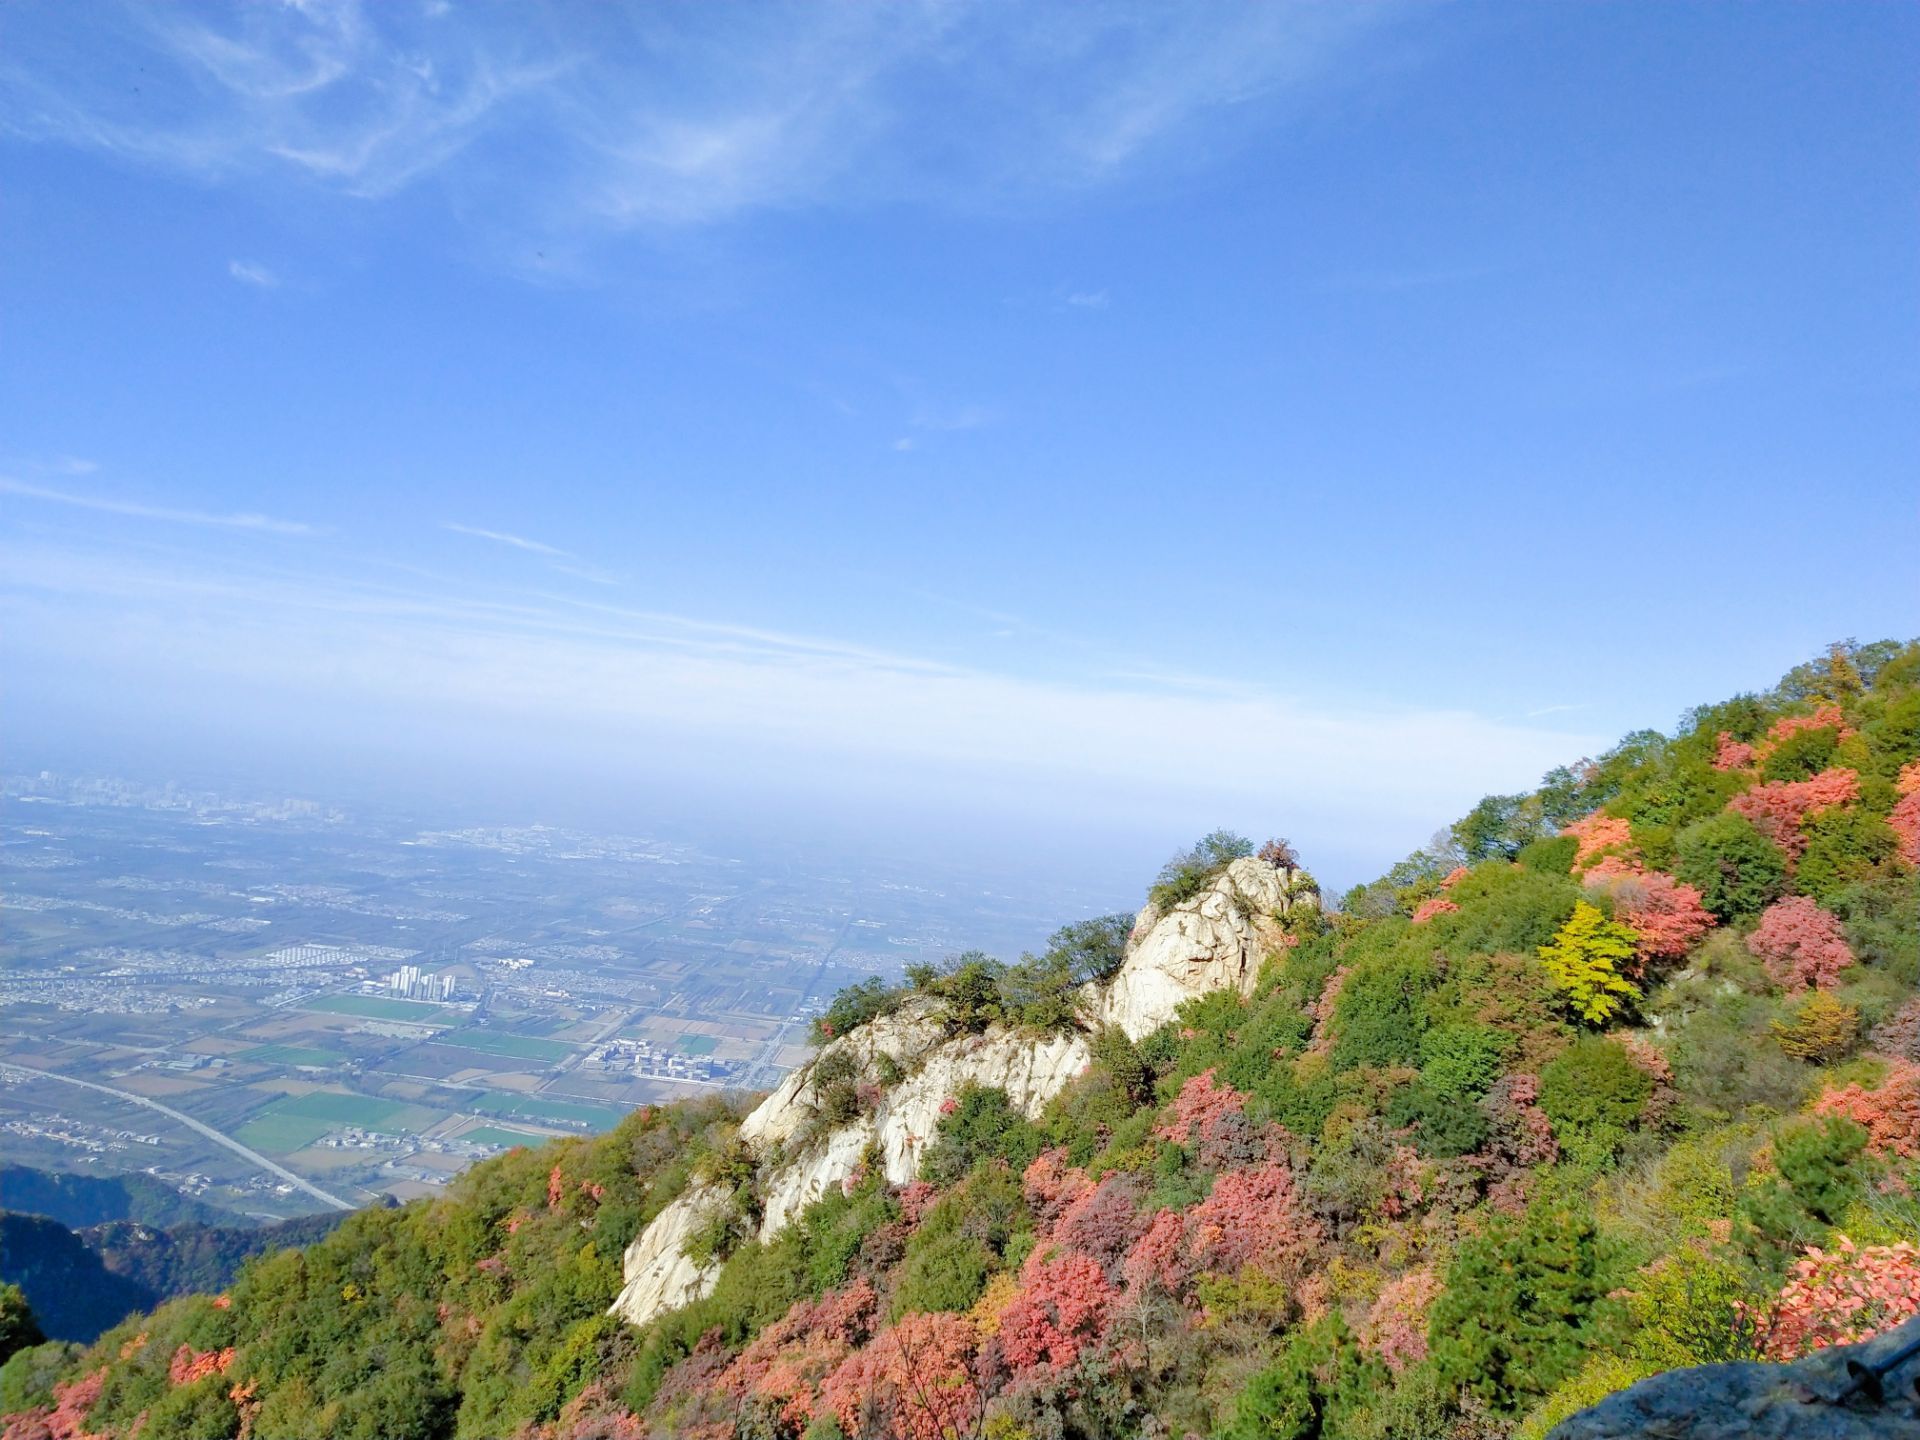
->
[[302, 994, 457, 1024], [233, 1090, 430, 1151], [676, 1034, 719, 1055], [440, 1030, 574, 1062], [461, 1125, 548, 1149], [473, 1091, 630, 1132], [240, 1044, 345, 1068]]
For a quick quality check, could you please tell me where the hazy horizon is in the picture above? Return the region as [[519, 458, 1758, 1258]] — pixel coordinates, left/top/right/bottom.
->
[[4, 1, 1916, 901]]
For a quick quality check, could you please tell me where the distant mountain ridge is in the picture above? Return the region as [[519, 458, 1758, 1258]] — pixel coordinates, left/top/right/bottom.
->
[[0, 1166, 352, 1347], [0, 1165, 233, 1231]]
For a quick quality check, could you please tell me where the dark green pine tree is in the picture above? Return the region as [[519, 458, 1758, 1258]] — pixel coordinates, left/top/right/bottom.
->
[[1430, 1207, 1606, 1410]]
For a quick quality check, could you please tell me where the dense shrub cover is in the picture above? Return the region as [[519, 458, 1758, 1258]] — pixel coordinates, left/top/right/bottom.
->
[[7, 639, 1919, 1440]]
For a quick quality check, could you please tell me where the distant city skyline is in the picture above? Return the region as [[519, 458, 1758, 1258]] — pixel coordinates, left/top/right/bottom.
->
[[3, 2, 1915, 888]]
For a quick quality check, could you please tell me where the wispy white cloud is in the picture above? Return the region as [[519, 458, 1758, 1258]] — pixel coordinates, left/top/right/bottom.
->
[[444, 521, 622, 586], [1066, 290, 1110, 310], [443, 521, 571, 559], [0, 532, 1605, 870], [0, 2, 1407, 235], [0, 476, 318, 535], [1523, 703, 1585, 719], [228, 259, 278, 287]]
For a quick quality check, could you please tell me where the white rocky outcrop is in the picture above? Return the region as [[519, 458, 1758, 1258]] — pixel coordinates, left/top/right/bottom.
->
[[610, 856, 1317, 1328], [1100, 857, 1316, 1040]]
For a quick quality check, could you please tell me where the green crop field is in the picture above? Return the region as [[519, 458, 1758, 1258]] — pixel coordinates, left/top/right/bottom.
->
[[303, 994, 455, 1024], [473, 1092, 629, 1132], [272, 1091, 413, 1125], [462, 1125, 547, 1149], [233, 1112, 335, 1153], [232, 1090, 429, 1152], [239, 1044, 344, 1068], [675, 1034, 719, 1055], [441, 1030, 575, 1062]]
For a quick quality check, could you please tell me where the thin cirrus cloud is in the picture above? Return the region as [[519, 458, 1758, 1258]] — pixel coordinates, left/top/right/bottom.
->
[[0, 1, 1408, 235], [443, 520, 621, 586], [443, 520, 572, 559], [227, 259, 279, 288], [0, 529, 1605, 874], [0, 475, 319, 536]]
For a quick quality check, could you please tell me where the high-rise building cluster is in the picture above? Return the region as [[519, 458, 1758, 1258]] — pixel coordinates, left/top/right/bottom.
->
[[385, 964, 456, 1002]]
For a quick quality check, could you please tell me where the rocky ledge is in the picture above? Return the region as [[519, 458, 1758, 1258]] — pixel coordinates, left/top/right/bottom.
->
[[608, 855, 1318, 1327], [1551, 1316, 1920, 1439]]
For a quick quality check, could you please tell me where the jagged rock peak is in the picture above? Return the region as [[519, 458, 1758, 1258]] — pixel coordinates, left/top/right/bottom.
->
[[609, 852, 1315, 1328], [1551, 1315, 1920, 1439], [1099, 855, 1319, 1040]]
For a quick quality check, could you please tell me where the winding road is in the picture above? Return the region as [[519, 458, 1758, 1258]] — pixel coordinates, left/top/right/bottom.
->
[[2, 1062, 355, 1212]]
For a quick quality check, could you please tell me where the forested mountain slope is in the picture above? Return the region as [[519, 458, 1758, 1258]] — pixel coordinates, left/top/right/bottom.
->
[[3, 639, 1917, 1440]]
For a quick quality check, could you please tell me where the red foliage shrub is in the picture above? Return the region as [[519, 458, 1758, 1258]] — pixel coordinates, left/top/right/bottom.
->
[[1899, 759, 1920, 798], [1410, 896, 1459, 925], [1155, 1069, 1247, 1147], [897, 1181, 939, 1227], [1362, 1268, 1443, 1374], [1713, 732, 1756, 771], [1870, 996, 1920, 1064], [1185, 1162, 1323, 1277], [547, 1164, 566, 1211], [167, 1346, 235, 1386], [1307, 966, 1349, 1055], [715, 1283, 883, 1429], [821, 1312, 981, 1440], [25, 1368, 108, 1440], [1891, 768, 1920, 867], [1473, 1073, 1558, 1212], [1755, 704, 1854, 761], [1050, 1173, 1144, 1275], [1813, 1062, 1920, 1159], [1021, 1149, 1092, 1228], [1000, 1252, 1115, 1374], [1585, 867, 1715, 970], [1155, 1069, 1268, 1170], [1617, 1033, 1674, 1085], [1727, 768, 1859, 861], [1754, 1237, 1920, 1360], [1120, 1208, 1190, 1297], [1746, 895, 1855, 991], [543, 1383, 648, 1440], [1562, 812, 1636, 869], [1439, 866, 1470, 890]]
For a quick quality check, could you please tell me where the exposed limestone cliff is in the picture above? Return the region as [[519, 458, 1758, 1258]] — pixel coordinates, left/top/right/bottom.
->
[[1550, 1316, 1920, 1440], [609, 856, 1318, 1327], [1099, 856, 1316, 1039]]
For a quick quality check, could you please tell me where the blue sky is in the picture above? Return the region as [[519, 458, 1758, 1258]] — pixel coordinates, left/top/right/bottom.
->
[[2, 2, 1916, 891]]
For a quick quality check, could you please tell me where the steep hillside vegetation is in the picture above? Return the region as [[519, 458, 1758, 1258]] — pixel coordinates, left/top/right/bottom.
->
[[4, 639, 1917, 1440]]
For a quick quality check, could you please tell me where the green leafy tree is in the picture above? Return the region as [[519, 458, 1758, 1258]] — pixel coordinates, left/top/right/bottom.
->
[[1737, 1116, 1870, 1268], [1537, 901, 1640, 1026], [1795, 808, 1897, 906], [0, 1284, 44, 1367], [1453, 792, 1551, 861], [1673, 813, 1787, 922], [919, 1085, 1040, 1185], [1539, 1037, 1653, 1150], [1148, 830, 1254, 910], [1222, 1318, 1366, 1440], [1431, 1206, 1611, 1411]]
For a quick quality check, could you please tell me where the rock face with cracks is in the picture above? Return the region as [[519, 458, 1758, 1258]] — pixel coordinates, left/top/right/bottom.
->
[[609, 856, 1318, 1327], [1549, 1314, 1920, 1440]]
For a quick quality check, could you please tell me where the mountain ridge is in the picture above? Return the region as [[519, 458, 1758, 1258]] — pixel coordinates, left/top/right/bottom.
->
[[3, 637, 1917, 1440]]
